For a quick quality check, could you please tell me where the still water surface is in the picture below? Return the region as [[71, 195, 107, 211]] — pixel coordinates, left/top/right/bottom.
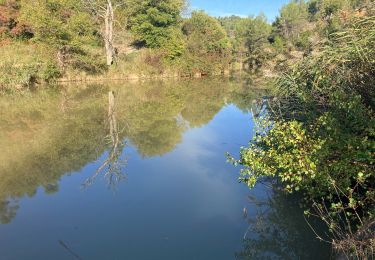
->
[[0, 79, 330, 259]]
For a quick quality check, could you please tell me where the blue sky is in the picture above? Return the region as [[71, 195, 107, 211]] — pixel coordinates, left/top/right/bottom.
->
[[189, 0, 291, 21]]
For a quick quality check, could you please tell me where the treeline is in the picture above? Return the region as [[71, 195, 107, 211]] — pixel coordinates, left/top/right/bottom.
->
[[0, 0, 235, 89], [218, 0, 373, 74], [233, 0, 375, 258], [1, 0, 373, 90]]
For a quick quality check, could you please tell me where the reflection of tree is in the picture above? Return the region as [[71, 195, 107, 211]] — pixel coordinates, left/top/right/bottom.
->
[[180, 80, 227, 127], [0, 87, 108, 223], [0, 199, 19, 224], [83, 91, 127, 189], [130, 118, 184, 157], [125, 101, 185, 157], [228, 83, 271, 114], [236, 185, 331, 260], [0, 78, 267, 224], [43, 183, 59, 194]]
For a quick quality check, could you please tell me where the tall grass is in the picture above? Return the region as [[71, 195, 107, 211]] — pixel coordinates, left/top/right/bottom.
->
[[237, 7, 375, 258]]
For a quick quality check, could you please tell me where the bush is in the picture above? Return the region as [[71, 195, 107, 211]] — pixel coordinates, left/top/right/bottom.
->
[[295, 31, 313, 52], [233, 11, 375, 258], [41, 62, 61, 81]]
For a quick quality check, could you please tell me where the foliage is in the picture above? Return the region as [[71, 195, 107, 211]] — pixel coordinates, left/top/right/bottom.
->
[[0, 0, 372, 92], [2, 0, 239, 87], [233, 9, 375, 258], [275, 0, 308, 41], [218, 15, 247, 53], [0, 43, 64, 88], [19, 0, 97, 47], [0, 0, 33, 39], [128, 0, 185, 49], [180, 11, 231, 74], [242, 15, 272, 72], [219, 14, 272, 73]]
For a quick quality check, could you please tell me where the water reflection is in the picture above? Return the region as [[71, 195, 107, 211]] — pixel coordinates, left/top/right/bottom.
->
[[0, 78, 266, 224], [236, 184, 331, 260], [83, 91, 127, 189], [0, 199, 18, 224]]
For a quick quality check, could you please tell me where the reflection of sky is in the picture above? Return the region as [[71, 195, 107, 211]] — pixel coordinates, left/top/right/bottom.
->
[[0, 105, 264, 259]]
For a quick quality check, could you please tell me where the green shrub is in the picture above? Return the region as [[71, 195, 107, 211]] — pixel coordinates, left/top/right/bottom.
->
[[41, 62, 61, 81], [233, 11, 375, 258], [295, 31, 312, 52]]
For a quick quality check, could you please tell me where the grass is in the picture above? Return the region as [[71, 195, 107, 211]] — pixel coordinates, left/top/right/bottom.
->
[[0, 42, 59, 89]]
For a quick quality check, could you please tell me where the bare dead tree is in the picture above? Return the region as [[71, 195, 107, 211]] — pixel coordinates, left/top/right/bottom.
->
[[82, 0, 126, 65]]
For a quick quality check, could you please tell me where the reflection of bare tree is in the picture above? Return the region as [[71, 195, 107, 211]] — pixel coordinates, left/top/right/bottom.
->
[[59, 91, 71, 114], [83, 91, 126, 189]]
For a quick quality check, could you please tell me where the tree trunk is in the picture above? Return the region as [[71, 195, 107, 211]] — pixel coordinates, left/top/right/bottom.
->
[[104, 0, 114, 66]]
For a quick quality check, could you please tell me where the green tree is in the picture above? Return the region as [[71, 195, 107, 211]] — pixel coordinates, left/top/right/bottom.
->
[[181, 11, 231, 74], [128, 0, 185, 50], [218, 15, 246, 53], [20, 0, 96, 47], [242, 14, 272, 72], [275, 0, 308, 41], [19, 0, 101, 72]]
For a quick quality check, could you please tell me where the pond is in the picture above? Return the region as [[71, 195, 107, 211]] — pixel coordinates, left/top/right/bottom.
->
[[0, 78, 330, 259]]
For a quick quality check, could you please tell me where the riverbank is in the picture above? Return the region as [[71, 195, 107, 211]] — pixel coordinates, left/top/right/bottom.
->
[[0, 1, 235, 91], [234, 4, 375, 258], [0, 42, 238, 92]]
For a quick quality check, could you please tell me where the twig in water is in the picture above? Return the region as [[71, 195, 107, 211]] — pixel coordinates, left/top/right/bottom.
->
[[58, 240, 83, 260]]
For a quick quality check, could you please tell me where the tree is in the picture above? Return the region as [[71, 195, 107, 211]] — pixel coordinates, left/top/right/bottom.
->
[[276, 0, 308, 40], [83, 91, 126, 189], [242, 14, 272, 72], [82, 0, 126, 65], [20, 0, 95, 45], [19, 0, 100, 71], [218, 15, 249, 55], [127, 0, 185, 49], [182, 11, 231, 74], [320, 0, 348, 18], [307, 0, 320, 21]]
